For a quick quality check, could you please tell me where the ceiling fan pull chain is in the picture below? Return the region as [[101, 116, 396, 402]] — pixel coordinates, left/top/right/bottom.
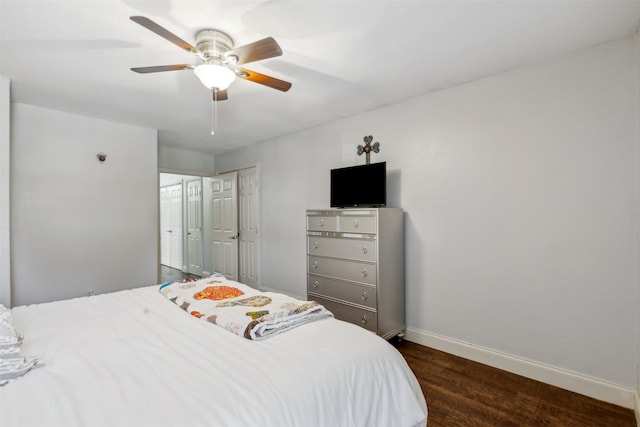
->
[[211, 89, 221, 136], [214, 91, 219, 134], [211, 89, 216, 136]]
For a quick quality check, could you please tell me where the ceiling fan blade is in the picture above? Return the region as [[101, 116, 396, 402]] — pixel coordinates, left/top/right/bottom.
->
[[234, 68, 292, 92], [226, 37, 282, 65], [213, 89, 228, 101], [130, 16, 197, 54], [131, 64, 193, 74]]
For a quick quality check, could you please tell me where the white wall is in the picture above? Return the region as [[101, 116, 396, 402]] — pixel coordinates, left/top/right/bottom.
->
[[158, 145, 214, 175], [636, 31, 640, 406], [0, 76, 10, 307], [216, 37, 638, 396], [11, 104, 158, 306]]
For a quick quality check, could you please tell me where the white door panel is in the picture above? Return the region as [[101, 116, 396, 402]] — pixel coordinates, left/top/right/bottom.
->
[[160, 186, 171, 266], [186, 179, 203, 276], [210, 172, 238, 281], [160, 183, 183, 270], [238, 168, 259, 287], [169, 184, 183, 270]]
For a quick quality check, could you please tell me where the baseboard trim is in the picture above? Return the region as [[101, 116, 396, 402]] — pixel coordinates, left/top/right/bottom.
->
[[405, 327, 636, 409], [635, 390, 640, 427]]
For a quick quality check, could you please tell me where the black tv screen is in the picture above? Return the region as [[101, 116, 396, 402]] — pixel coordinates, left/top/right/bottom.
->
[[330, 162, 386, 208]]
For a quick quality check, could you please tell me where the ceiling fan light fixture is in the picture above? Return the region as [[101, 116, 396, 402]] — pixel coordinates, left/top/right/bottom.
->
[[194, 62, 236, 90]]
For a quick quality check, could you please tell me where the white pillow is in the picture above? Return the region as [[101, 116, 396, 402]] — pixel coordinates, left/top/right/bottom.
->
[[0, 304, 23, 349], [0, 304, 42, 386]]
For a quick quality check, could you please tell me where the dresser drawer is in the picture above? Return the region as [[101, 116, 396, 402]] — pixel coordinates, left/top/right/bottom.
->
[[338, 215, 377, 233], [311, 295, 377, 333], [307, 236, 376, 262], [307, 256, 377, 286], [308, 274, 376, 309], [307, 215, 338, 232]]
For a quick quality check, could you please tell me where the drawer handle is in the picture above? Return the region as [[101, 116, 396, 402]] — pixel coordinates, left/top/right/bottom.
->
[[362, 247, 368, 254], [361, 314, 368, 324], [362, 291, 367, 301], [362, 269, 368, 277], [313, 261, 319, 269], [313, 241, 319, 249], [354, 220, 359, 228], [313, 280, 319, 289]]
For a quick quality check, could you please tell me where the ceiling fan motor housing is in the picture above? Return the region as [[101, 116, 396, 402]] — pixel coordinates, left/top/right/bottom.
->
[[195, 30, 234, 62]]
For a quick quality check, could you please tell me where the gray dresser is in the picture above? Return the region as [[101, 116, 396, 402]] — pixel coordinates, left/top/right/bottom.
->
[[306, 208, 405, 339]]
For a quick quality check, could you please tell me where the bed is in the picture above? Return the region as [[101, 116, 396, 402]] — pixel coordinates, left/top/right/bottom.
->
[[0, 276, 427, 427]]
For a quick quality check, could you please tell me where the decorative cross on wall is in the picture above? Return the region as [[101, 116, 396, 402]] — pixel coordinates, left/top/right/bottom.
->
[[357, 135, 380, 164]]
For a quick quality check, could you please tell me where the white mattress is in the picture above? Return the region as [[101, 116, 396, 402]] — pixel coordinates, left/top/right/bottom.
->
[[0, 285, 427, 427]]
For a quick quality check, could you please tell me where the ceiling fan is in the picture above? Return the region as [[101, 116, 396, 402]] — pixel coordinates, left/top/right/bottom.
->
[[129, 16, 292, 101]]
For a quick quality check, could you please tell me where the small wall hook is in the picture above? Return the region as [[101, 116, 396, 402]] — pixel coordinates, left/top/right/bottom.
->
[[97, 153, 107, 163]]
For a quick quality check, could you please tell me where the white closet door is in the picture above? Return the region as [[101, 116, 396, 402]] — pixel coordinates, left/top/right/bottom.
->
[[160, 186, 171, 266], [169, 184, 183, 270], [186, 179, 203, 276], [238, 167, 259, 288], [210, 171, 238, 281]]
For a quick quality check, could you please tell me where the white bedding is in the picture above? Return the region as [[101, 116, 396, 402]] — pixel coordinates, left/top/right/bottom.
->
[[0, 285, 427, 427]]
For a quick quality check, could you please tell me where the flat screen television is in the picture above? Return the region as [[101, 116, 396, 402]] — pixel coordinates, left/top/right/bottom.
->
[[330, 162, 386, 208]]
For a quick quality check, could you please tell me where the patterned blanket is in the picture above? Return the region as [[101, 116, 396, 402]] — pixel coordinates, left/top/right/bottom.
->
[[160, 276, 333, 340]]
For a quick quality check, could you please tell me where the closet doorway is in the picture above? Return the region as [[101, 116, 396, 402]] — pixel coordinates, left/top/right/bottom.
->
[[160, 182, 183, 270], [159, 173, 203, 281], [160, 167, 260, 288]]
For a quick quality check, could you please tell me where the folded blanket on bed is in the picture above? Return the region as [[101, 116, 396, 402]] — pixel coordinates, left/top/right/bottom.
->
[[160, 276, 333, 340]]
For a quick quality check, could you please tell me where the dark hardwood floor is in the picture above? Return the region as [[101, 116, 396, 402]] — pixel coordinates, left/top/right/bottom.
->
[[396, 341, 635, 426], [160, 265, 200, 284]]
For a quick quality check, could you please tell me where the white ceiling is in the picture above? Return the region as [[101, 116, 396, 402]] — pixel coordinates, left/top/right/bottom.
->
[[2, 1, 640, 155]]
